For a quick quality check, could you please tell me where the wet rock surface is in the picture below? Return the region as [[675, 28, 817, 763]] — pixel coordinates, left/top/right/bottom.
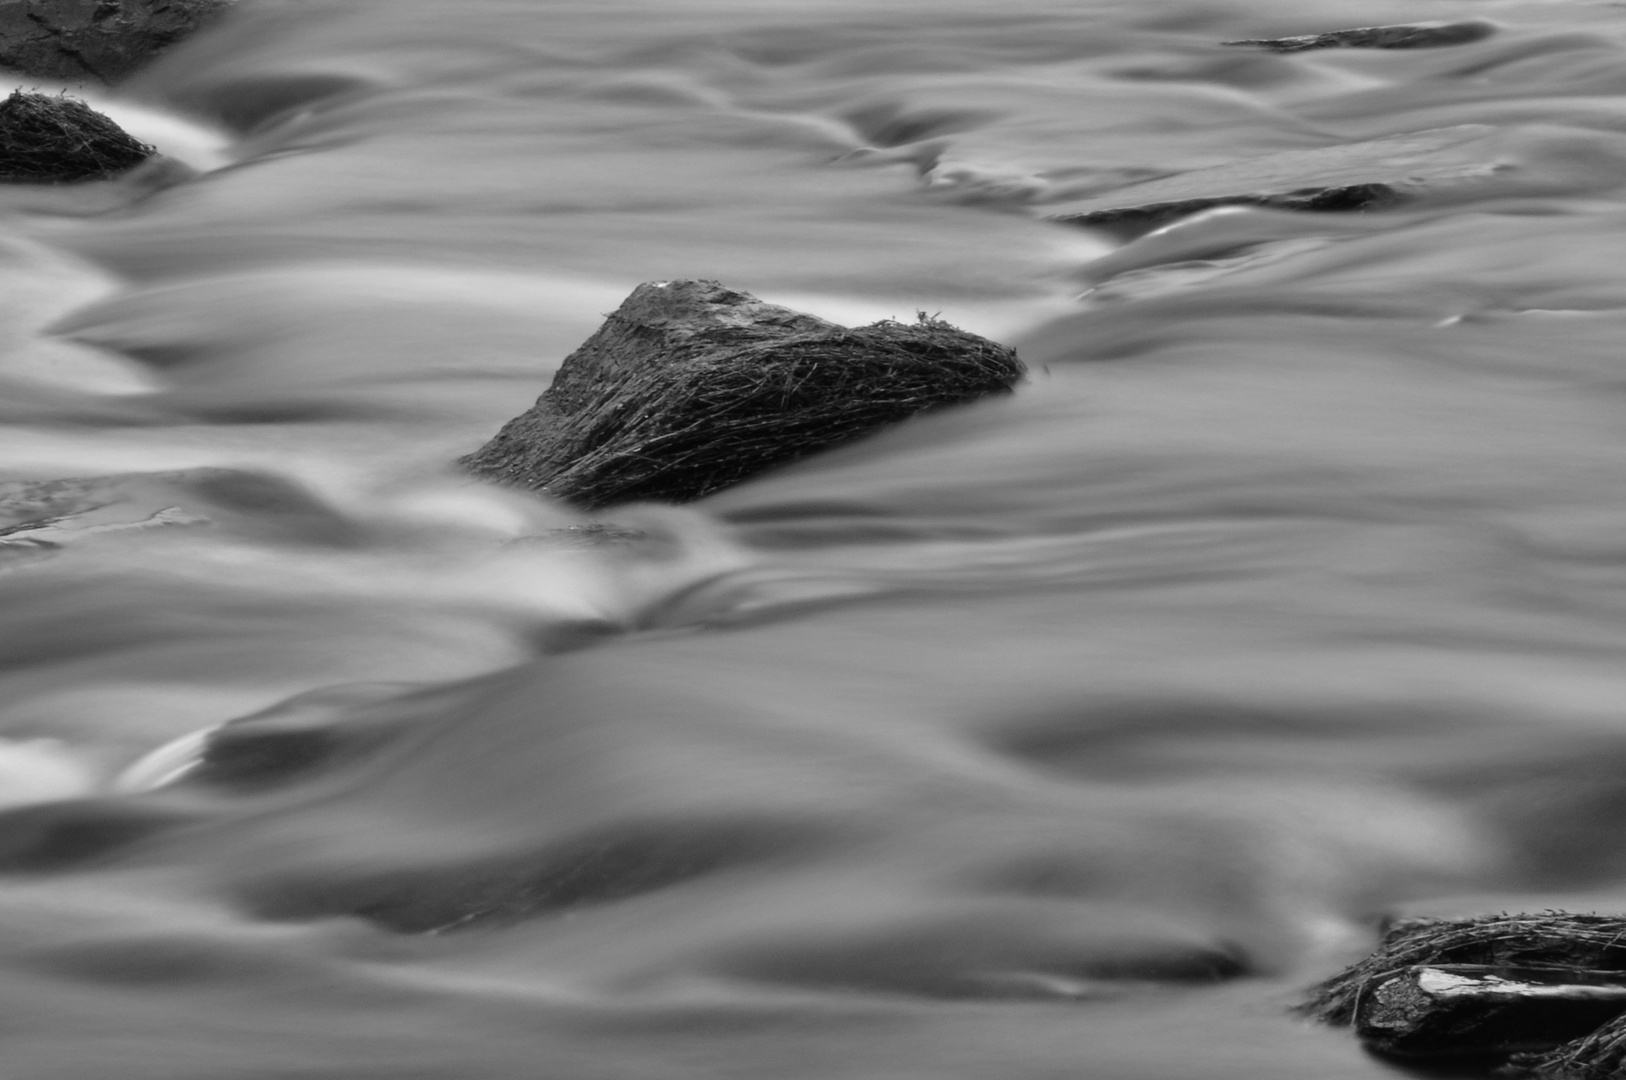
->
[[1047, 126, 1505, 238], [1525, 1011, 1626, 1078], [1304, 913, 1626, 1075], [1223, 21, 1497, 53], [0, 89, 150, 182], [0, 0, 231, 83], [460, 280, 1025, 510], [1356, 966, 1626, 1060]]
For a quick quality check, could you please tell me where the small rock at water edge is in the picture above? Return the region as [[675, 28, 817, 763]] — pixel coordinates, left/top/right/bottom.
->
[[1356, 966, 1626, 1060], [0, 0, 232, 83], [0, 89, 151, 181], [1223, 21, 1497, 53], [1303, 912, 1626, 1075], [460, 280, 1025, 509]]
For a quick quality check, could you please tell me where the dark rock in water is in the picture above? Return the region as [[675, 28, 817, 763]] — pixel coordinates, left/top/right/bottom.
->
[[1355, 966, 1626, 1060], [1063, 182, 1401, 238], [1305, 914, 1626, 1025], [1224, 21, 1497, 53], [0, 89, 151, 182], [460, 280, 1025, 509], [1303, 913, 1626, 1071], [1047, 125, 1504, 238], [0, 0, 231, 83]]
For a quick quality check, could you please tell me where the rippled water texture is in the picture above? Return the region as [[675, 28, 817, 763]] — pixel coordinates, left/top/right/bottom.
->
[[8, 0, 1626, 1076]]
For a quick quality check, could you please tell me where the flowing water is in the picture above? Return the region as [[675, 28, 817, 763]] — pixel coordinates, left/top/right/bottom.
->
[[8, 0, 1626, 1075]]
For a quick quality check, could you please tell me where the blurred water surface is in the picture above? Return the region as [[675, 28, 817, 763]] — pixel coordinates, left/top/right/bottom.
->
[[5, 0, 1626, 1076]]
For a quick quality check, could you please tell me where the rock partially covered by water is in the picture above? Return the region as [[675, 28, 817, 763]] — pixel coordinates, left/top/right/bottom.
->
[[1224, 21, 1496, 53], [0, 89, 150, 181], [1047, 125, 1505, 238], [1355, 966, 1626, 1061], [460, 280, 1025, 509], [1303, 913, 1626, 1070], [0, 467, 359, 565], [0, 0, 231, 83]]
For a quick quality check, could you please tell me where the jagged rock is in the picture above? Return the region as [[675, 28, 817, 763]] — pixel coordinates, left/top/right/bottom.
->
[[1224, 21, 1496, 53], [1047, 125, 1505, 238], [0, 89, 150, 181], [460, 280, 1025, 509], [0, 0, 231, 83]]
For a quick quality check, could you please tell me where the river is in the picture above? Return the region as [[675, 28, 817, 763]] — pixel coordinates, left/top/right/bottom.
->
[[1, 0, 1625, 1076]]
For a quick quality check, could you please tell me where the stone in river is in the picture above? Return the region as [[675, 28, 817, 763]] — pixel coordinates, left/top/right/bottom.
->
[[1355, 965, 1626, 1060], [460, 280, 1025, 510], [1046, 125, 1505, 238], [1223, 21, 1497, 53], [0, 89, 151, 182], [0, 0, 231, 83], [1302, 912, 1626, 1068]]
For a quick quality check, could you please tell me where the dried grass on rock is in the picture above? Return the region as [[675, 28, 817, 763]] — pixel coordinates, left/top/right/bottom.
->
[[0, 90, 151, 182], [1303, 913, 1626, 1026], [461, 280, 1026, 509]]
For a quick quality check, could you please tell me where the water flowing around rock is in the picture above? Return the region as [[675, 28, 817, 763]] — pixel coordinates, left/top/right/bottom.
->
[[0, 91, 151, 182], [2, 2, 1626, 1079]]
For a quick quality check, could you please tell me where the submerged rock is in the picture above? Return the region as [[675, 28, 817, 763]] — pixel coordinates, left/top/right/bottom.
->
[[460, 280, 1025, 509], [516, 522, 650, 551], [1047, 125, 1505, 238], [0, 467, 358, 563], [1224, 21, 1496, 53], [115, 682, 423, 794], [0, 0, 231, 83], [0, 89, 151, 181]]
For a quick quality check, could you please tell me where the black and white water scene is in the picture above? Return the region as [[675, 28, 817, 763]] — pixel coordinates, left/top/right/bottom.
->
[[10, 0, 1626, 1077]]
